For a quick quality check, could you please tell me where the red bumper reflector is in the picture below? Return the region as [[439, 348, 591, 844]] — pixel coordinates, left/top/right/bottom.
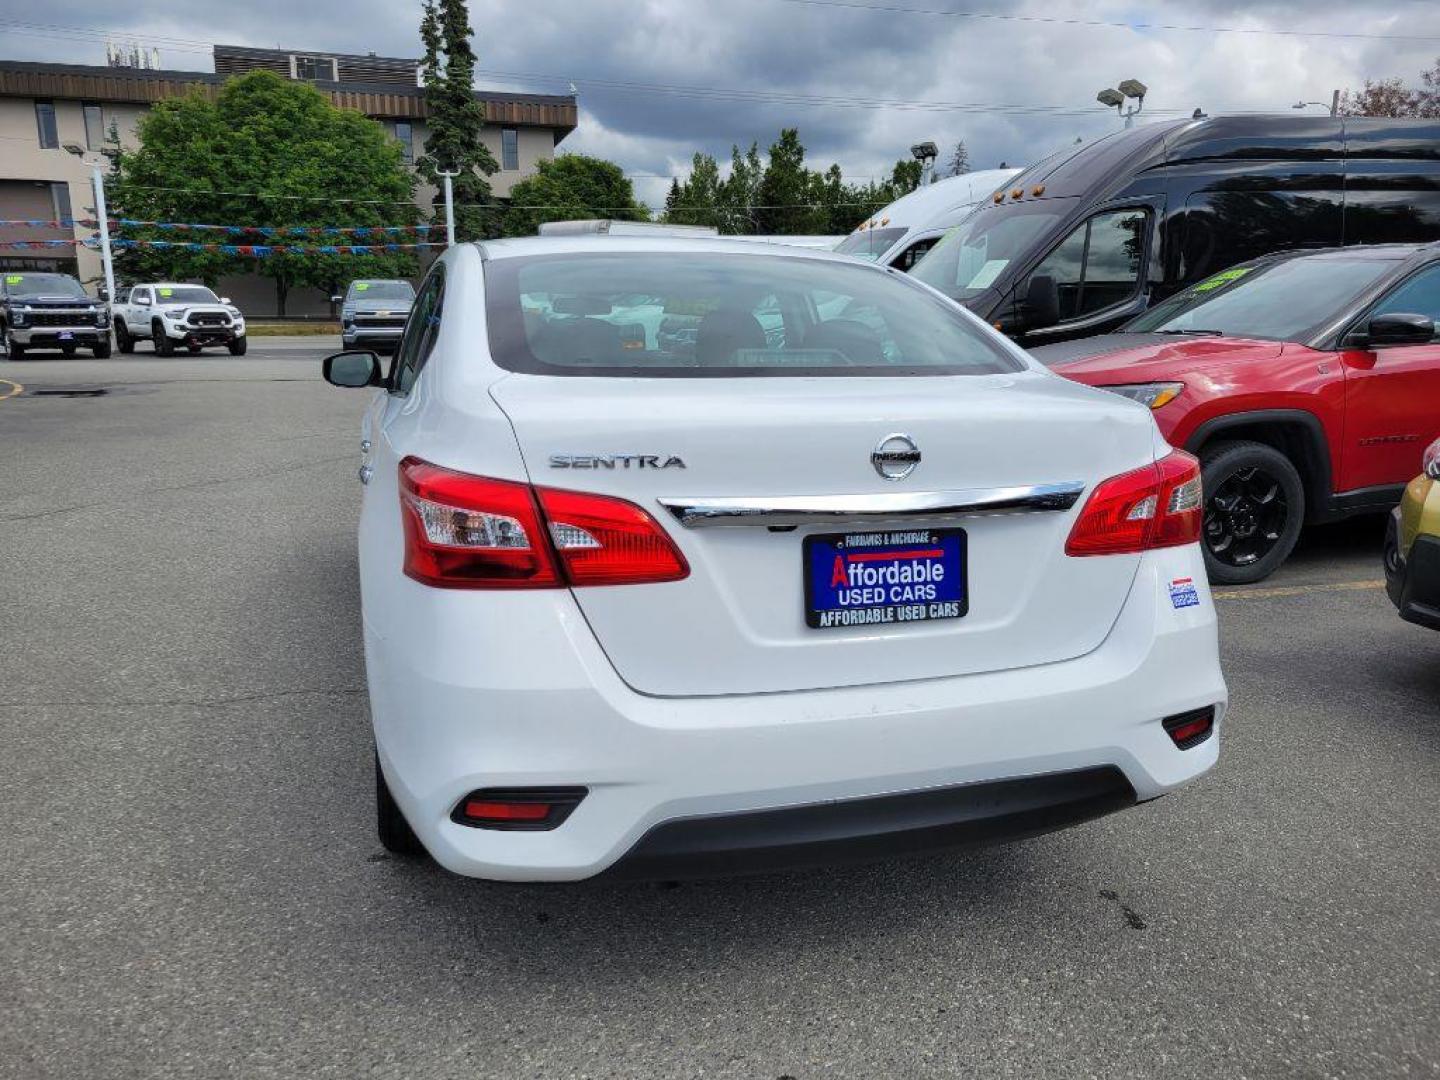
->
[[450, 787, 588, 830], [463, 800, 549, 821], [1163, 706, 1216, 749]]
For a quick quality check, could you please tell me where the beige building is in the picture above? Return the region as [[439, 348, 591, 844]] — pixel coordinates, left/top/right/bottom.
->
[[0, 46, 576, 315]]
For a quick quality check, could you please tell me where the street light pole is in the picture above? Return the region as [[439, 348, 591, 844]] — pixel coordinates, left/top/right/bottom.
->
[[63, 144, 115, 303], [435, 166, 460, 247], [89, 161, 116, 305]]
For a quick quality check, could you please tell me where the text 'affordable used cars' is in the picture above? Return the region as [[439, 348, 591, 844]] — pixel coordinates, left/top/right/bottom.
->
[[324, 237, 1227, 882]]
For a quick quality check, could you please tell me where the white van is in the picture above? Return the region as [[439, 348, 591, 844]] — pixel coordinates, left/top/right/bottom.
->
[[833, 167, 1022, 271]]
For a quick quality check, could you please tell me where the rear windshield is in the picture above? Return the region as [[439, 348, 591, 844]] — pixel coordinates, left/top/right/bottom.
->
[[1124, 256, 1398, 341], [834, 227, 908, 262], [483, 252, 1022, 377]]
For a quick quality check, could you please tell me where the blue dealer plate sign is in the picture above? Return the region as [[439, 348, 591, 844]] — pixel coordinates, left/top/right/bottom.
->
[[804, 528, 968, 629]]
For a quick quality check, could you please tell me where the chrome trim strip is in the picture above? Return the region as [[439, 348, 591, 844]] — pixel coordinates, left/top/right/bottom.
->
[[658, 482, 1086, 529]]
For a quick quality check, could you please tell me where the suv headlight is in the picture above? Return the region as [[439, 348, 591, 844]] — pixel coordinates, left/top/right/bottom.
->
[[1424, 437, 1440, 481], [95, 308, 109, 327], [11, 309, 26, 327], [1099, 382, 1185, 410]]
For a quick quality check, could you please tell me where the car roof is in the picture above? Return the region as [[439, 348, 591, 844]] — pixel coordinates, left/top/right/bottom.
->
[[1256, 242, 1437, 265], [474, 236, 874, 263]]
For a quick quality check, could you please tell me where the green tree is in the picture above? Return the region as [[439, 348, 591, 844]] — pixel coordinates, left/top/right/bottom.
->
[[755, 128, 828, 234], [948, 140, 970, 177], [109, 71, 419, 315], [414, 0, 499, 240], [1339, 56, 1440, 117], [717, 142, 763, 234], [500, 154, 648, 236], [663, 152, 724, 229]]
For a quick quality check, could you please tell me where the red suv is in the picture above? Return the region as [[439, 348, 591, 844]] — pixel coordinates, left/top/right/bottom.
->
[[1029, 244, 1440, 583]]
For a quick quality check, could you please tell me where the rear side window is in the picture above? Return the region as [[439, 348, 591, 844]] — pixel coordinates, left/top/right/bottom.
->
[[484, 252, 1021, 377]]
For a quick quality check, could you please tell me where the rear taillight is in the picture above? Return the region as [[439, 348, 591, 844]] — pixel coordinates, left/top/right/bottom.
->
[[1065, 449, 1203, 556], [399, 457, 688, 589]]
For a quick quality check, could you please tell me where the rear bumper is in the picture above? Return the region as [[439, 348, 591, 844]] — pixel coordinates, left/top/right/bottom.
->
[[365, 545, 1226, 882], [602, 766, 1137, 880], [1386, 513, 1440, 631]]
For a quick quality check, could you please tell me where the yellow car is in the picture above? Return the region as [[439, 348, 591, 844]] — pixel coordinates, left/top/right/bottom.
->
[[1385, 437, 1440, 631]]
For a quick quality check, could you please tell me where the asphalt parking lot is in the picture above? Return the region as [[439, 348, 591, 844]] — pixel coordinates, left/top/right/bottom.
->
[[1, 342, 1436, 1079]]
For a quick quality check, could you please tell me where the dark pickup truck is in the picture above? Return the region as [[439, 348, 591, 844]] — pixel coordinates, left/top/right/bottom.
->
[[1, 272, 111, 358]]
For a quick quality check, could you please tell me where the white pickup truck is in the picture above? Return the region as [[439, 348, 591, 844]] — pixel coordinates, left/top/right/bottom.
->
[[112, 283, 247, 355]]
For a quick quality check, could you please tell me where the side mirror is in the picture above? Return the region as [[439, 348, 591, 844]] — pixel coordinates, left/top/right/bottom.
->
[[137, 295, 151, 307], [220, 296, 231, 305], [330, 295, 344, 304], [1355, 312, 1436, 349], [98, 287, 110, 301], [1023, 274, 1061, 331], [323, 350, 383, 388]]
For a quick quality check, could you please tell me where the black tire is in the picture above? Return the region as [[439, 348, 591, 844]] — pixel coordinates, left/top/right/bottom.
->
[[152, 321, 173, 356], [92, 338, 111, 359], [228, 336, 247, 356], [115, 320, 135, 354], [8, 338, 24, 359], [375, 754, 425, 857], [61, 344, 77, 356], [1200, 439, 1306, 585]]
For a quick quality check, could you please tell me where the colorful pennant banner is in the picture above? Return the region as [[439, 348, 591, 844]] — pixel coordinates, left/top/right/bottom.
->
[[89, 238, 434, 256]]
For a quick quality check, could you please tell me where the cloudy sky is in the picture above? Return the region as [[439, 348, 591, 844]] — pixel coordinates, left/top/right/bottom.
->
[[6, 0, 1440, 209]]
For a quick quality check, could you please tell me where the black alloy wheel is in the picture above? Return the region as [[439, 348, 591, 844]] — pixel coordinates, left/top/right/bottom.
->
[[1199, 440, 1306, 585]]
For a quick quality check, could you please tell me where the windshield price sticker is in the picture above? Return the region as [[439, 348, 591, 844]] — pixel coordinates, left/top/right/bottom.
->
[[355, 282, 370, 291], [1193, 267, 1252, 293], [4, 275, 22, 285], [805, 529, 968, 629]]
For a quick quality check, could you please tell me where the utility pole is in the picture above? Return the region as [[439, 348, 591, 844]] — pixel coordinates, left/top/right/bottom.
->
[[435, 166, 459, 247], [1330, 88, 1341, 117], [63, 144, 115, 303]]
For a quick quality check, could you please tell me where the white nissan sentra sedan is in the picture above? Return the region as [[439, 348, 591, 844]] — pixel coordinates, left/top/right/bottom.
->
[[323, 236, 1226, 882]]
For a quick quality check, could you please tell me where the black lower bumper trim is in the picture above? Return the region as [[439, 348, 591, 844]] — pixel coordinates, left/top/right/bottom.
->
[[603, 766, 1137, 881], [1391, 532, 1440, 631]]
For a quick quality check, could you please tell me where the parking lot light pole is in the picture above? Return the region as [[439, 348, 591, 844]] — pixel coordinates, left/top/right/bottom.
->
[[435, 166, 459, 247], [63, 143, 116, 305]]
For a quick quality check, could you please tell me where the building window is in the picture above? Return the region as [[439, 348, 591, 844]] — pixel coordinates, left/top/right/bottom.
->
[[83, 102, 105, 150], [35, 100, 58, 149], [501, 127, 519, 171], [394, 121, 413, 164], [294, 55, 337, 81], [50, 183, 73, 224]]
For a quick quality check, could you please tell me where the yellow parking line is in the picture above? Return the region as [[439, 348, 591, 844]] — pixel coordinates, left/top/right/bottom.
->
[[0, 379, 22, 401], [1213, 579, 1384, 601]]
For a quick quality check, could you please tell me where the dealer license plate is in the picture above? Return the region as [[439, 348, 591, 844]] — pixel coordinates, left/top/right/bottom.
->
[[804, 528, 968, 629]]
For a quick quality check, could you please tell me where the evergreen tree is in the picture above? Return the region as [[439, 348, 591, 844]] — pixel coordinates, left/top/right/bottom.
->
[[414, 0, 499, 240], [947, 140, 970, 177], [755, 129, 827, 234]]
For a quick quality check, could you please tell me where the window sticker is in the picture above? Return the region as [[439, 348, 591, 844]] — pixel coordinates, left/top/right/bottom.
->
[[1168, 577, 1200, 609], [4, 275, 23, 285], [965, 259, 1008, 291], [1192, 267, 1252, 293], [354, 282, 370, 291], [159, 287, 174, 297]]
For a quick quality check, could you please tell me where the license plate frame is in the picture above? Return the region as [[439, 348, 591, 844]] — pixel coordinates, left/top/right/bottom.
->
[[803, 527, 968, 630]]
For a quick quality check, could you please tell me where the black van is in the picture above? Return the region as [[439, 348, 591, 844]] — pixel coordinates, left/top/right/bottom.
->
[[909, 114, 1440, 344]]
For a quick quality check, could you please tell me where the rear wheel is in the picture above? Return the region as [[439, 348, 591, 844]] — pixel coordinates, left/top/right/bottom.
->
[[228, 336, 247, 356], [115, 320, 135, 354], [375, 754, 425, 857], [152, 321, 173, 356], [1200, 440, 1306, 585]]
